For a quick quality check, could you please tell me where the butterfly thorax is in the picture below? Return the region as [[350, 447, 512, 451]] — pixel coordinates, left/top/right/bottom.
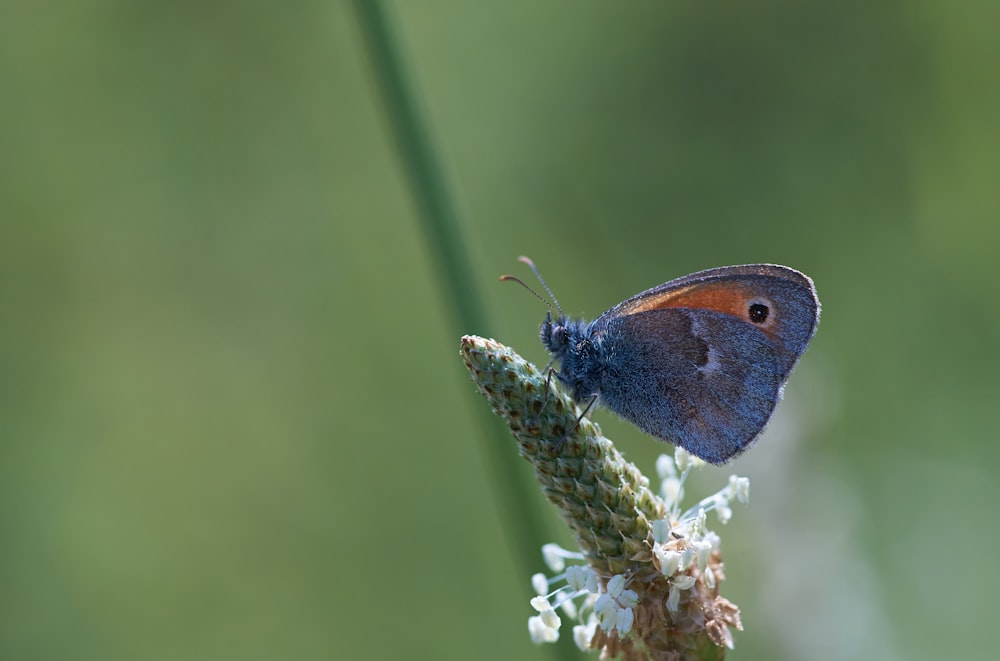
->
[[540, 313, 604, 402]]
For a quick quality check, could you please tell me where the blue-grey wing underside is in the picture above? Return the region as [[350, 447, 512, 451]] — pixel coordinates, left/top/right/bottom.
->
[[596, 309, 781, 463]]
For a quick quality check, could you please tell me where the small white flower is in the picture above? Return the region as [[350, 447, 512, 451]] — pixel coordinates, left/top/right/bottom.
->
[[565, 565, 589, 591], [656, 548, 682, 577], [542, 543, 567, 572], [606, 574, 638, 607], [729, 474, 750, 504], [607, 574, 626, 598], [540, 607, 561, 630], [661, 477, 683, 508], [692, 508, 707, 536], [652, 518, 671, 544], [531, 572, 549, 596], [528, 615, 559, 643], [666, 585, 681, 612], [594, 594, 618, 632], [585, 573, 638, 634], [673, 574, 697, 590], [714, 499, 733, 525], [617, 587, 638, 609], [703, 566, 716, 589], [530, 596, 551, 612], [616, 606, 635, 634], [720, 624, 735, 649], [675, 446, 705, 472], [693, 539, 713, 571], [573, 617, 598, 651], [679, 546, 694, 572], [674, 447, 691, 473], [656, 453, 677, 479]]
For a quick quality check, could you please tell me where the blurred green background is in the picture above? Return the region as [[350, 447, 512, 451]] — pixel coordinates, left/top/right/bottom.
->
[[2, 1, 998, 659]]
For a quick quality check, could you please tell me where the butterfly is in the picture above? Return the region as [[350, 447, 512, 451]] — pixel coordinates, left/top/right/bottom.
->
[[502, 257, 820, 463]]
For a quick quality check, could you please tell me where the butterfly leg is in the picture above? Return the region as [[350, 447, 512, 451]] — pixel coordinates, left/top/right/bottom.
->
[[570, 394, 599, 433], [552, 393, 598, 451], [542, 366, 557, 406]]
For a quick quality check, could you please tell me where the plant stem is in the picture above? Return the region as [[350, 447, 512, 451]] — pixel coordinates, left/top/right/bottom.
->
[[352, 6, 566, 650]]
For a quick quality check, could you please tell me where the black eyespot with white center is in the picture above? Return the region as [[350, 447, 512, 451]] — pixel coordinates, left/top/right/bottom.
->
[[748, 302, 770, 324]]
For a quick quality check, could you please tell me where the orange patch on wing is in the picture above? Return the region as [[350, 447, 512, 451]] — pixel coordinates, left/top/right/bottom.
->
[[623, 281, 769, 326]]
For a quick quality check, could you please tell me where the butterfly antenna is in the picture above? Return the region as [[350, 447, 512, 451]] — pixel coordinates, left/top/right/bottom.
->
[[517, 256, 564, 317], [498, 273, 557, 315], [499, 256, 564, 316]]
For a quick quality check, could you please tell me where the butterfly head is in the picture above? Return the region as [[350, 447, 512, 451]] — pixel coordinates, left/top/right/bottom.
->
[[539, 312, 574, 359], [502, 256, 577, 359]]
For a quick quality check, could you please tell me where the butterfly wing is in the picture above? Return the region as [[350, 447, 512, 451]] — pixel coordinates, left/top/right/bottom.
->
[[602, 264, 819, 381], [596, 309, 781, 463], [590, 265, 819, 463]]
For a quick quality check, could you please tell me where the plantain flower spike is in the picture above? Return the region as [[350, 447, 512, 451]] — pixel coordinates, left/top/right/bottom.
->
[[461, 335, 744, 660]]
